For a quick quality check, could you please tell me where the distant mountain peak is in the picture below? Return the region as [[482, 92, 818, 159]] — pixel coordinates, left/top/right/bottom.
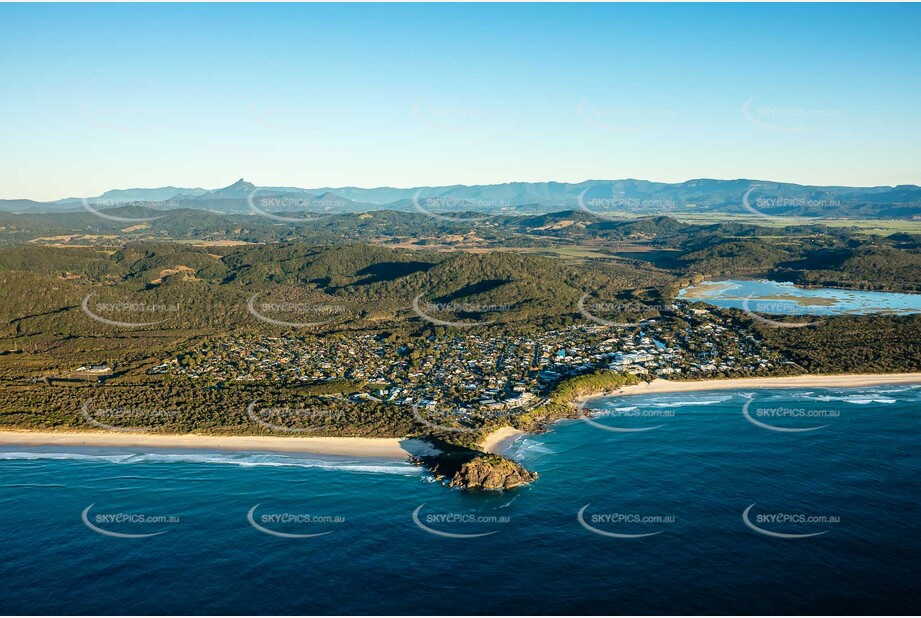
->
[[4, 177, 919, 219], [204, 179, 257, 198], [227, 178, 256, 191]]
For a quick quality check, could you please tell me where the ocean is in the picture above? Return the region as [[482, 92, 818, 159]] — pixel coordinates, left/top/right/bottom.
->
[[1, 384, 919, 615]]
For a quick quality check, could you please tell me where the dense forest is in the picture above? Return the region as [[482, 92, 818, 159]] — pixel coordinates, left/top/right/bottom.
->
[[4, 205, 919, 291], [1, 213, 919, 442], [756, 314, 921, 374]]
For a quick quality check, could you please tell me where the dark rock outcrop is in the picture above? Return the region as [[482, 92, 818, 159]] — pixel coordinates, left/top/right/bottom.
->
[[411, 441, 537, 491], [449, 454, 538, 490]]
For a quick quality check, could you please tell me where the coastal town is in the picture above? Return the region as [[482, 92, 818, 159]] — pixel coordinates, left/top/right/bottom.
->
[[152, 303, 792, 427]]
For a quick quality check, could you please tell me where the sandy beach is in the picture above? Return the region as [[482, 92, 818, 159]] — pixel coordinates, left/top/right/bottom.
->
[[3, 374, 918, 460], [581, 372, 921, 402], [480, 426, 526, 454], [0, 430, 435, 459], [479, 373, 921, 453]]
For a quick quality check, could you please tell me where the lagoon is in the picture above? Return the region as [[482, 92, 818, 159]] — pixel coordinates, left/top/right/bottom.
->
[[678, 278, 921, 315]]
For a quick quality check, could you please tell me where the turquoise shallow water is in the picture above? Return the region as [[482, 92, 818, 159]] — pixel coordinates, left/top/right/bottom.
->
[[678, 279, 921, 315], [1, 384, 920, 615]]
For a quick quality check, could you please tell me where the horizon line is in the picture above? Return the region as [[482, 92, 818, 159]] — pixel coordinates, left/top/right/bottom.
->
[[8, 175, 921, 203]]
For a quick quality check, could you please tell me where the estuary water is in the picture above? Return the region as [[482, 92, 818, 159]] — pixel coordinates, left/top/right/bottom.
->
[[678, 279, 921, 315], [1, 384, 919, 615]]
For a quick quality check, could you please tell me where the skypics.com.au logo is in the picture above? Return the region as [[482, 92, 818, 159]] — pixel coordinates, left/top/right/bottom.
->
[[577, 294, 673, 328], [248, 188, 339, 223], [742, 98, 841, 133], [412, 402, 482, 434], [80, 195, 176, 223], [246, 400, 346, 434], [742, 396, 841, 433], [82, 293, 181, 328], [742, 504, 838, 539], [577, 504, 676, 539], [82, 504, 180, 539], [247, 504, 344, 538], [81, 400, 179, 432], [741, 185, 839, 222], [741, 293, 831, 329], [247, 293, 351, 328], [411, 191, 510, 223], [576, 99, 676, 133], [247, 100, 345, 133], [577, 189, 677, 221], [411, 100, 498, 133], [412, 504, 509, 539], [577, 401, 677, 433], [412, 295, 511, 328]]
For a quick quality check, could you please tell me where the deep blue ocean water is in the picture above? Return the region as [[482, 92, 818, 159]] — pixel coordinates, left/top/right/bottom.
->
[[1, 385, 919, 615]]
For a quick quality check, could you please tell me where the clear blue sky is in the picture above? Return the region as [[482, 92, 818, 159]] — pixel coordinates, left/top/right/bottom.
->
[[2, 3, 920, 200]]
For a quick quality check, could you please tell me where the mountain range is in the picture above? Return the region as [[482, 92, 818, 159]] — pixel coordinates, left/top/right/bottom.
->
[[3, 178, 921, 219]]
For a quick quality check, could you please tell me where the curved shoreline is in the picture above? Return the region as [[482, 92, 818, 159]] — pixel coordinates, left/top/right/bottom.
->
[[481, 372, 921, 453], [580, 372, 921, 403], [480, 426, 526, 454], [4, 374, 919, 461]]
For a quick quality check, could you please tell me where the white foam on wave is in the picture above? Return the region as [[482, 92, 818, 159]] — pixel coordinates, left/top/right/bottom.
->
[[860, 385, 919, 393], [509, 438, 553, 461], [805, 394, 898, 405], [0, 450, 419, 475], [650, 397, 731, 408]]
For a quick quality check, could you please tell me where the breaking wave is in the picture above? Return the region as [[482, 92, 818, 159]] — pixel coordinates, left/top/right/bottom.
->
[[805, 394, 898, 405], [649, 397, 732, 408], [0, 450, 419, 475]]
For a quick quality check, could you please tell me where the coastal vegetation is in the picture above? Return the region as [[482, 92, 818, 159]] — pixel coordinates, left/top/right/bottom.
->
[[756, 314, 921, 374], [1, 218, 919, 490], [515, 370, 642, 432]]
